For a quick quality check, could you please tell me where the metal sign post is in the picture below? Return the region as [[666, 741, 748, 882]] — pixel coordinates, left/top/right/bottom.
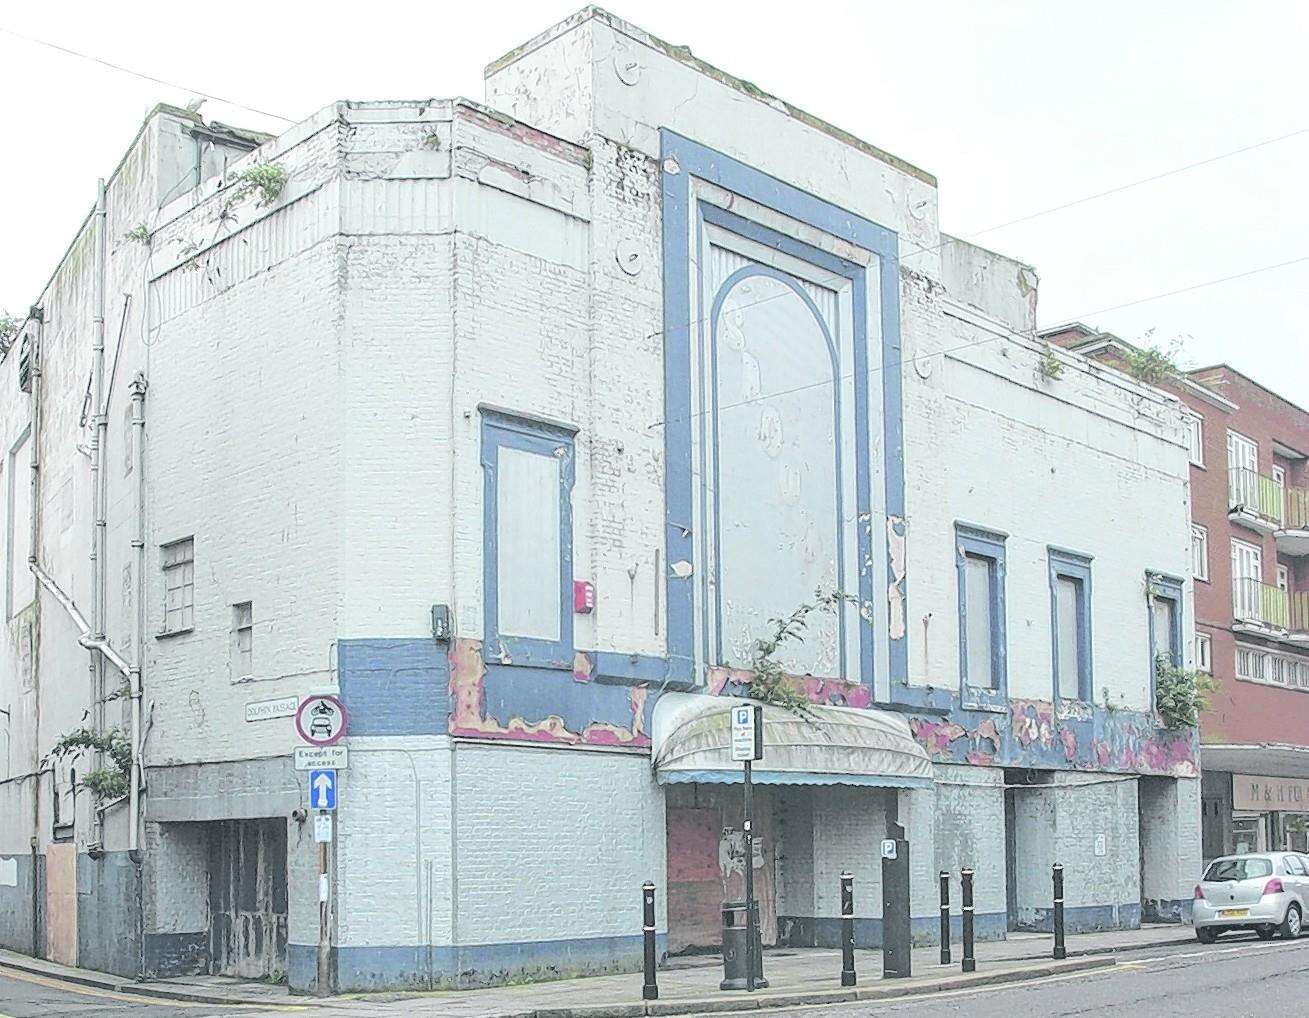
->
[[730, 704, 764, 992], [297, 694, 347, 997]]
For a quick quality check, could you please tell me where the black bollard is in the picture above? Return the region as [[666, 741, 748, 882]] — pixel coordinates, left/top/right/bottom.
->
[[939, 870, 951, 965], [642, 882, 659, 1000], [840, 872, 856, 987], [961, 868, 976, 973], [1052, 864, 1067, 960]]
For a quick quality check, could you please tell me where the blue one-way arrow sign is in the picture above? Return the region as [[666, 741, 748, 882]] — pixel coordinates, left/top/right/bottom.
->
[[309, 769, 337, 811]]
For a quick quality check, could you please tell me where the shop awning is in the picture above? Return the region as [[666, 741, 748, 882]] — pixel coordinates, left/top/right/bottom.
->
[[651, 693, 933, 788], [1201, 743, 1309, 779]]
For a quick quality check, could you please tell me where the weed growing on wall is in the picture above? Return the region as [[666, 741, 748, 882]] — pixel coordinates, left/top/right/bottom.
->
[[1038, 343, 1065, 380], [1154, 655, 1217, 730], [1122, 329, 1185, 386], [48, 726, 132, 802], [0, 312, 18, 354], [228, 163, 289, 208], [748, 589, 856, 716]]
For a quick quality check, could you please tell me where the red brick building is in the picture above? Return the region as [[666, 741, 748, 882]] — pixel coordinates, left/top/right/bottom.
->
[[1045, 324, 1309, 861]]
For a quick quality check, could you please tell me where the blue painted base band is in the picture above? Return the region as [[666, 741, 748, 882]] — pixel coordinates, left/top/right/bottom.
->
[[778, 912, 1008, 949], [1016, 903, 1143, 934], [289, 932, 668, 993], [1142, 898, 1193, 924]]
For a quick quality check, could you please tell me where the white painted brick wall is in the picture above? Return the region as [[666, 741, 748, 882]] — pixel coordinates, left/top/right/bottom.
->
[[933, 764, 1007, 919], [451, 744, 665, 946]]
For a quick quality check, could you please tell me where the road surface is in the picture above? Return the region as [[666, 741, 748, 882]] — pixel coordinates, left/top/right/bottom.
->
[[1, 935, 1303, 1017]]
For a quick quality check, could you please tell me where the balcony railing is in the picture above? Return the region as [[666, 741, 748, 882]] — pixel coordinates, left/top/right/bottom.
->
[[1294, 591, 1309, 634], [1233, 577, 1289, 628], [1287, 487, 1309, 531], [1229, 467, 1285, 528]]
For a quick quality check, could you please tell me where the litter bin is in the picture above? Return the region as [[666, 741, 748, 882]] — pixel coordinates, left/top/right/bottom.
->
[[720, 900, 768, 990]]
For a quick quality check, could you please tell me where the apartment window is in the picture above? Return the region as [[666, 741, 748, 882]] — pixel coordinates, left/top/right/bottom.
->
[[1195, 632, 1212, 673], [1049, 549, 1093, 702], [955, 525, 1007, 698], [233, 602, 253, 678], [161, 538, 195, 634], [1184, 413, 1204, 466], [1231, 538, 1262, 620], [1228, 429, 1259, 507], [481, 409, 576, 667], [1191, 524, 1209, 581]]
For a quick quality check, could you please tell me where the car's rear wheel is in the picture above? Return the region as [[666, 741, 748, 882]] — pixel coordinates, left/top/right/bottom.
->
[[1257, 925, 1277, 940], [1280, 903, 1302, 939], [1196, 927, 1218, 943]]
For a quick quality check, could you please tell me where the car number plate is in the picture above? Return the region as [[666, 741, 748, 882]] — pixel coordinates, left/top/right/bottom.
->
[[1219, 908, 1249, 918]]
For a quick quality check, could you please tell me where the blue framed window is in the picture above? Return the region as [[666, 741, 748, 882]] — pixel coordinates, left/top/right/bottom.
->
[[955, 524, 1007, 705], [1048, 548, 1093, 703], [480, 409, 576, 668], [1147, 573, 1184, 697]]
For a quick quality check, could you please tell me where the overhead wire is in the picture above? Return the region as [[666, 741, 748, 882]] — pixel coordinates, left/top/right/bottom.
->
[[0, 25, 296, 123], [646, 251, 1309, 430]]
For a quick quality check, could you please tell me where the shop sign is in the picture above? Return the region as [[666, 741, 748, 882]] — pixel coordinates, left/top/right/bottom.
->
[[1233, 774, 1309, 812]]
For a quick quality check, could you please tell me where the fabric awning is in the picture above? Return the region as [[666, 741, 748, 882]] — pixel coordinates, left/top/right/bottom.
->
[[652, 693, 933, 788]]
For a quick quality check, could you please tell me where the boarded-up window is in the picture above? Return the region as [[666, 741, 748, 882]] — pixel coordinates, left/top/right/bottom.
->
[[964, 554, 995, 689], [496, 447, 561, 642], [1055, 575, 1083, 700]]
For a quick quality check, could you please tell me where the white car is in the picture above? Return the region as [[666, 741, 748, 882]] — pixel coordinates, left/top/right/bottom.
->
[[1193, 852, 1309, 943]]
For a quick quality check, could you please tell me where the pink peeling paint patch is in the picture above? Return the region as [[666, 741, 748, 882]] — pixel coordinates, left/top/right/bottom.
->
[[572, 652, 594, 683], [1060, 727, 1078, 762], [910, 718, 967, 755]]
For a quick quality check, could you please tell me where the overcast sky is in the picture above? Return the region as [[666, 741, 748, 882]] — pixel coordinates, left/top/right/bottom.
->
[[2, 1, 1306, 406]]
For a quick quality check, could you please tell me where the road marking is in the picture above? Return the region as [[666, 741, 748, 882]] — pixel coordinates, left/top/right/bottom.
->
[[0, 967, 307, 1011], [721, 939, 1309, 1016]]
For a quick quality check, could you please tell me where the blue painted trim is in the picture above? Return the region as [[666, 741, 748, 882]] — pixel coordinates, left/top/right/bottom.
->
[[1018, 902, 1142, 935], [338, 639, 451, 736], [661, 130, 906, 692], [289, 932, 668, 993], [1048, 548, 1094, 704], [1147, 573, 1184, 710], [955, 524, 1008, 708], [780, 912, 1008, 949], [480, 410, 577, 669], [660, 769, 932, 788]]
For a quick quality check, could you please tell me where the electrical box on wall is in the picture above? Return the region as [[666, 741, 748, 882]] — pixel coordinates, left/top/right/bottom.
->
[[573, 580, 595, 614], [430, 603, 451, 642]]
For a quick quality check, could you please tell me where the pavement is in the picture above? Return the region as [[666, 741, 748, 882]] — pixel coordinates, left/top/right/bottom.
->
[[0, 924, 1198, 1017]]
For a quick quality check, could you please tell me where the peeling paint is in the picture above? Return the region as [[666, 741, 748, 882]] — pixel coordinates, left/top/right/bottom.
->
[[670, 559, 693, 578], [907, 697, 1197, 778], [886, 514, 907, 640], [447, 638, 651, 748]]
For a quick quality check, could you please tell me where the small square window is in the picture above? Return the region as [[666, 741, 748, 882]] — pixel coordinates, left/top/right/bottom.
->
[[1194, 633, 1212, 673], [161, 538, 194, 634], [233, 601, 253, 678]]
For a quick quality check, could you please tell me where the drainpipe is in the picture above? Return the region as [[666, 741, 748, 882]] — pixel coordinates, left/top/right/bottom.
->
[[128, 374, 147, 859], [27, 306, 43, 960], [90, 180, 108, 843]]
